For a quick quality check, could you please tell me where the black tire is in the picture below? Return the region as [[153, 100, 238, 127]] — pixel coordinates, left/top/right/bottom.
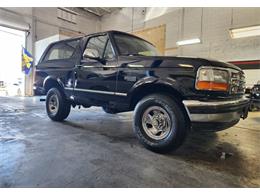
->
[[133, 94, 190, 153], [46, 88, 71, 121]]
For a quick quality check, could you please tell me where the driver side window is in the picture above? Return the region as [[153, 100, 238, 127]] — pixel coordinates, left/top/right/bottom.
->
[[84, 35, 107, 59]]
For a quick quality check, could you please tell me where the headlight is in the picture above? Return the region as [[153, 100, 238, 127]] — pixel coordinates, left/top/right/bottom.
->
[[196, 67, 229, 91]]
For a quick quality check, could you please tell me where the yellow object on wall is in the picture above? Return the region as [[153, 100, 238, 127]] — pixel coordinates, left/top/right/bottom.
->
[[133, 24, 166, 55]]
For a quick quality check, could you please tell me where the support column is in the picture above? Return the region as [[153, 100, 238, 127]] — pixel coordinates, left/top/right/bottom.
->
[[24, 8, 36, 96]]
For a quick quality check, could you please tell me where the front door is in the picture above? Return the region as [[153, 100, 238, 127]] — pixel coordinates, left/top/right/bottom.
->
[[73, 34, 118, 103]]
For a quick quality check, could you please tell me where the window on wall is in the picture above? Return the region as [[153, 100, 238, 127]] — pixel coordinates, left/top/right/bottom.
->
[[43, 39, 79, 61], [57, 8, 77, 24]]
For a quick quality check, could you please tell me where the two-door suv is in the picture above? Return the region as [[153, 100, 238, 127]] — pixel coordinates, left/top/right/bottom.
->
[[34, 30, 250, 152]]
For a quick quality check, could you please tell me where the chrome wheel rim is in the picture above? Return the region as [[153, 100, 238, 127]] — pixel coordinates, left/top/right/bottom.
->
[[48, 94, 59, 115], [141, 106, 172, 140]]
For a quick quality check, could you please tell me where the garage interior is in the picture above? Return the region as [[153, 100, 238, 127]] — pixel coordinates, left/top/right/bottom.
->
[[0, 7, 259, 187]]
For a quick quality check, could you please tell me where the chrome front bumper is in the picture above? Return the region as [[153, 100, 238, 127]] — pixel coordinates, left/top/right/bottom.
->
[[183, 96, 250, 123]]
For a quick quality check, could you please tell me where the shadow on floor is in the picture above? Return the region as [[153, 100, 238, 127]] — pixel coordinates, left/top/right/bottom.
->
[[61, 120, 137, 144]]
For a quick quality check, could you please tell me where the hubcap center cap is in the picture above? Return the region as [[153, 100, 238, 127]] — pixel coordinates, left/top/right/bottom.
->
[[141, 106, 172, 140], [48, 94, 59, 114]]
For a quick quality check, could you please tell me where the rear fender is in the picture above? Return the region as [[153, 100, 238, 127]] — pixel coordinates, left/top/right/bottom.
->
[[43, 76, 64, 92]]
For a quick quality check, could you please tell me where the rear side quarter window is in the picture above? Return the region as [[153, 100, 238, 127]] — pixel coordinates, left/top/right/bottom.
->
[[43, 39, 80, 62]]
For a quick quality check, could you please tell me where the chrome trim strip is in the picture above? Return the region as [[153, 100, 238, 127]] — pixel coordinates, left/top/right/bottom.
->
[[81, 65, 118, 68], [115, 92, 127, 96], [102, 65, 118, 68], [83, 65, 94, 68], [128, 64, 144, 68], [127, 64, 144, 68], [64, 87, 127, 96]]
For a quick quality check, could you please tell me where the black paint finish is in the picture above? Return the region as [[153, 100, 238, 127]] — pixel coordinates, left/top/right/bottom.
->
[[34, 30, 245, 112]]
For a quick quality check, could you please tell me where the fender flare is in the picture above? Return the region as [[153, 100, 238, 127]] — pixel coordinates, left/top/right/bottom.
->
[[128, 76, 184, 99], [43, 76, 64, 91]]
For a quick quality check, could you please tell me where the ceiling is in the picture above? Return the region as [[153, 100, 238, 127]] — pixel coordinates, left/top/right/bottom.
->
[[81, 7, 121, 17], [66, 7, 121, 17]]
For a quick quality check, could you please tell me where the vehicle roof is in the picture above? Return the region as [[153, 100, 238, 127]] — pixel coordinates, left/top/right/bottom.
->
[[87, 30, 147, 41], [49, 30, 154, 46]]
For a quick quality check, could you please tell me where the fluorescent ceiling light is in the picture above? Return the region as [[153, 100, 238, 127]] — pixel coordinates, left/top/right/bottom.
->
[[230, 25, 260, 39], [176, 38, 201, 46]]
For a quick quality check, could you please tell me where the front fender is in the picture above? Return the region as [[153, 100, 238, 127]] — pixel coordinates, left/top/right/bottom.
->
[[155, 77, 182, 93], [128, 76, 184, 99]]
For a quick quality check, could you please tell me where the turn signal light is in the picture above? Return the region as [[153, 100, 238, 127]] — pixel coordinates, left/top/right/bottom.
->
[[196, 81, 229, 91], [196, 67, 229, 92]]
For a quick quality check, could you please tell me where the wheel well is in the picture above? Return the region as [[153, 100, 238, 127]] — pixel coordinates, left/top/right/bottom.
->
[[44, 79, 63, 93], [130, 84, 190, 122], [130, 84, 183, 109]]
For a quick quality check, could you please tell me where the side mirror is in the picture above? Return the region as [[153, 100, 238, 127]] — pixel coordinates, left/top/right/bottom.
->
[[82, 48, 106, 65], [83, 48, 100, 60]]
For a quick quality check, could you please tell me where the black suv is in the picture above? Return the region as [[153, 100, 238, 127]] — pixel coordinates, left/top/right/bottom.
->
[[34, 30, 250, 152]]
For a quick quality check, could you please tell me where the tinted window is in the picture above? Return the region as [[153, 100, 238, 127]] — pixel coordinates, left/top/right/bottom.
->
[[43, 39, 79, 61], [84, 35, 107, 58], [114, 33, 159, 56]]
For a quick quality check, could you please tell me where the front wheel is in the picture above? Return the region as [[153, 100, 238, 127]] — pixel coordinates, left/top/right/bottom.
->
[[46, 88, 71, 121], [133, 94, 190, 153]]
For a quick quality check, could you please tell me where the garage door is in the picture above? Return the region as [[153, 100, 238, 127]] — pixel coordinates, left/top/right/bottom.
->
[[0, 25, 26, 96]]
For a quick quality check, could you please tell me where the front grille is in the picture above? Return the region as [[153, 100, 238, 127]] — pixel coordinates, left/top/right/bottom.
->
[[230, 70, 246, 94]]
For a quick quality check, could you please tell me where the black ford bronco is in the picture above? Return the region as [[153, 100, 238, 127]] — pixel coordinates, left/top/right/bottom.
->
[[34, 30, 250, 152]]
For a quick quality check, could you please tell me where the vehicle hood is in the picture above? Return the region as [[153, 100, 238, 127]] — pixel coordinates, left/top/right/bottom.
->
[[120, 56, 242, 71]]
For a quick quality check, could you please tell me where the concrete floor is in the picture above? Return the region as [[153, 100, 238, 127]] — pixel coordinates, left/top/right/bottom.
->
[[0, 96, 259, 187]]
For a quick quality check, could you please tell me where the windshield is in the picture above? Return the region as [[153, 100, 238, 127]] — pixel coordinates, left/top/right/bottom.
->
[[113, 33, 159, 56]]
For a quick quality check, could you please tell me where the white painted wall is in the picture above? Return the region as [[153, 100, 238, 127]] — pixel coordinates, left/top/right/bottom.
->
[[33, 8, 101, 41], [101, 7, 260, 87], [244, 70, 260, 88], [101, 7, 260, 62]]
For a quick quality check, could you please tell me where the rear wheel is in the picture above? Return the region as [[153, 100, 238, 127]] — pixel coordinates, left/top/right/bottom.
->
[[133, 94, 189, 153], [46, 88, 71, 121]]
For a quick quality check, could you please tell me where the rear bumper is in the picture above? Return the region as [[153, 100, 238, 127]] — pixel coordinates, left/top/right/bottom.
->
[[33, 85, 46, 96], [183, 96, 250, 123]]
